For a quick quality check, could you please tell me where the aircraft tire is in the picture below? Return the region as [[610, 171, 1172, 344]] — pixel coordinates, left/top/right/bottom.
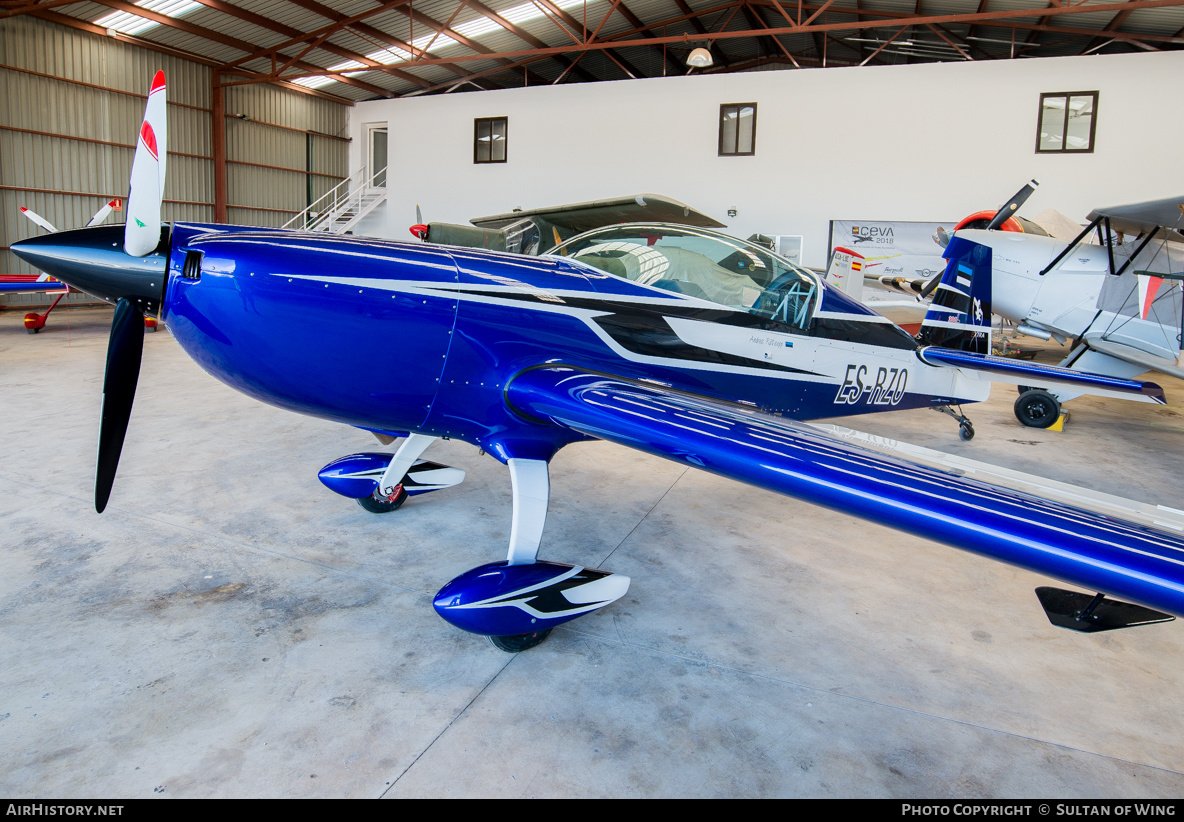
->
[[357, 486, 408, 513], [1014, 390, 1060, 429], [487, 629, 552, 652], [959, 423, 975, 441]]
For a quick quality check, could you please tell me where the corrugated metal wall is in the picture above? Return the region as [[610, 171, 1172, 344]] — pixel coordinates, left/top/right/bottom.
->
[[0, 15, 350, 296], [223, 83, 349, 228]]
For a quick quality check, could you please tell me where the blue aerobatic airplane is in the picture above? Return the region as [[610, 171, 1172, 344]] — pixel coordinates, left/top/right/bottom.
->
[[12, 73, 1184, 651]]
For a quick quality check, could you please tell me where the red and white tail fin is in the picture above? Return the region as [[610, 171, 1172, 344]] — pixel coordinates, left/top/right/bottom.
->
[[125, 71, 167, 257], [825, 246, 865, 301], [19, 206, 58, 234]]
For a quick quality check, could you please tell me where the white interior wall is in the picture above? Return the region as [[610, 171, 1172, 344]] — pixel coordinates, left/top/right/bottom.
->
[[349, 50, 1182, 268]]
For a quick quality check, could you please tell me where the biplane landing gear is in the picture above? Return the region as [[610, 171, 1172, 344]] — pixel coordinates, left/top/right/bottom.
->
[[935, 404, 974, 441], [1014, 389, 1060, 428]]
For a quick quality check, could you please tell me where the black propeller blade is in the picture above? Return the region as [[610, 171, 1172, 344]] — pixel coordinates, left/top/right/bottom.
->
[[985, 178, 1040, 231], [96, 298, 146, 513], [920, 270, 943, 299], [921, 180, 1041, 299]]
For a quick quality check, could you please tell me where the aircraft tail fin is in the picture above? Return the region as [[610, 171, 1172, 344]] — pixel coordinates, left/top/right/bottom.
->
[[917, 236, 992, 354], [825, 246, 865, 301]]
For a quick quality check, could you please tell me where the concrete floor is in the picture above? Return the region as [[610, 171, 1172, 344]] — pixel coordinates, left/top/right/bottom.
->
[[3, 305, 1184, 798]]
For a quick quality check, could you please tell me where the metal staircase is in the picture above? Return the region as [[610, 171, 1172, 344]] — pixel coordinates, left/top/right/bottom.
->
[[283, 165, 387, 234]]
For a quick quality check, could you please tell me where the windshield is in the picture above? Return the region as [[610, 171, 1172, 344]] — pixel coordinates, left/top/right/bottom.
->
[[550, 224, 819, 329]]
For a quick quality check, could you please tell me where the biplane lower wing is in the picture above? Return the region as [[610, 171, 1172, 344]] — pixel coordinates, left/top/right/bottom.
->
[[506, 366, 1184, 618], [1078, 335, 1184, 382]]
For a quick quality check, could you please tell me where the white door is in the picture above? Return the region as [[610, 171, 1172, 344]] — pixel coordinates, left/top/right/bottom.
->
[[366, 125, 388, 190]]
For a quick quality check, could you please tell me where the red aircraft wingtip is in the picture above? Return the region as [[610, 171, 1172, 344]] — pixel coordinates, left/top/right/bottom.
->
[[150, 70, 166, 94]]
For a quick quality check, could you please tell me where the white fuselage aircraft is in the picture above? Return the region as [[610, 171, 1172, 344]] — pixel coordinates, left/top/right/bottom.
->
[[955, 196, 1184, 397]]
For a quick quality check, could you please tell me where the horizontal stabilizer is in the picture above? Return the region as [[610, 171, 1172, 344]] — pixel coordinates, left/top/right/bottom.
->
[[917, 346, 1167, 404], [1087, 196, 1184, 241], [506, 367, 1184, 620]]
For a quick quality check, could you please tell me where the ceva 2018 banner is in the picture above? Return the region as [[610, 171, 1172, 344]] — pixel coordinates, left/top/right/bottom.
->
[[828, 220, 953, 280]]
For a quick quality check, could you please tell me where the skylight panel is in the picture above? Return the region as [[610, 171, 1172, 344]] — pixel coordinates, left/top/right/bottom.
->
[[453, 17, 502, 38], [94, 0, 200, 36], [293, 76, 337, 89], [368, 47, 413, 64], [500, 2, 544, 26]]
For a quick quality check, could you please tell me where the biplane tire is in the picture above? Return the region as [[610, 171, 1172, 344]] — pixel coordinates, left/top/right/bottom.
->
[[1014, 390, 1060, 429], [356, 486, 408, 513], [487, 628, 552, 652]]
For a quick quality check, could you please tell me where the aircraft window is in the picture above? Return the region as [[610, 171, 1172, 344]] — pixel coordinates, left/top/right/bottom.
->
[[554, 224, 818, 330], [475, 117, 507, 163], [1036, 92, 1097, 153]]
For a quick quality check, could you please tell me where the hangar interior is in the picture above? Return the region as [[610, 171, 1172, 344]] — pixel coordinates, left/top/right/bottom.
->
[[2, 0, 1184, 799]]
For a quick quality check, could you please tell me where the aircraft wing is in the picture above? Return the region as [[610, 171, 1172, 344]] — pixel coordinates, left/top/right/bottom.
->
[[1087, 196, 1184, 241], [1080, 334, 1184, 381], [505, 366, 1184, 618], [470, 194, 726, 232]]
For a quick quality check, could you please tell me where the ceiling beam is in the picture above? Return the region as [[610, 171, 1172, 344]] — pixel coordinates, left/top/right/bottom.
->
[[364, 0, 1184, 71], [392, 1, 558, 85], [278, 0, 511, 90], [531, 0, 651, 79], [25, 8, 357, 104], [188, 0, 434, 89], [83, 0, 394, 96], [454, 0, 599, 81]]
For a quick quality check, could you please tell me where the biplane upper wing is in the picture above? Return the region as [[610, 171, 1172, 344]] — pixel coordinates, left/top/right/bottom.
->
[[1086, 196, 1184, 240], [506, 366, 1184, 619], [470, 193, 726, 233]]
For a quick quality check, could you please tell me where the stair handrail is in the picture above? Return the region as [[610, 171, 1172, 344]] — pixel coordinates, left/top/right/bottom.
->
[[283, 164, 387, 231]]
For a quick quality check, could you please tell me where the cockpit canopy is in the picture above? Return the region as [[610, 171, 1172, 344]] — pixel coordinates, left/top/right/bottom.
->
[[549, 223, 820, 330]]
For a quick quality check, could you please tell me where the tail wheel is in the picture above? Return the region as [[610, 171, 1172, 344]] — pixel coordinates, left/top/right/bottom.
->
[[1014, 390, 1060, 428]]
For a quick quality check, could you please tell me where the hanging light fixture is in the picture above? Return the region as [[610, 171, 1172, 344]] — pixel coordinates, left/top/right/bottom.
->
[[686, 47, 713, 68]]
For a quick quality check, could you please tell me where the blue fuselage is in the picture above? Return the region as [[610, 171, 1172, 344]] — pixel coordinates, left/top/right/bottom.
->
[[163, 224, 949, 463]]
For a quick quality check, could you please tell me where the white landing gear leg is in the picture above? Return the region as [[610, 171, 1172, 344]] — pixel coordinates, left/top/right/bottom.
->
[[506, 458, 549, 565], [432, 457, 628, 653], [358, 433, 437, 513], [378, 433, 437, 498]]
